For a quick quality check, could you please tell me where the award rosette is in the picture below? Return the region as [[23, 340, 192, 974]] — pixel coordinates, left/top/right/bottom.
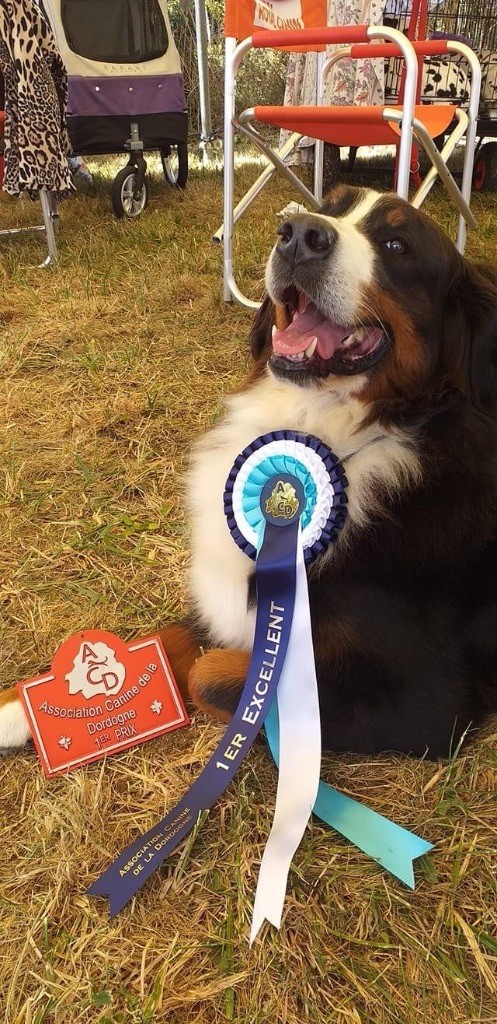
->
[[224, 430, 349, 941], [88, 431, 432, 935], [223, 429, 348, 565]]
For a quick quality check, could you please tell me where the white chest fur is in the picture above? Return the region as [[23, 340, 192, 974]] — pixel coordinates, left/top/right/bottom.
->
[[186, 373, 420, 650]]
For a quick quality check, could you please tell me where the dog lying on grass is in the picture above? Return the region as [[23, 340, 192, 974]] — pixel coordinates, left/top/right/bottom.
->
[[1, 185, 497, 759]]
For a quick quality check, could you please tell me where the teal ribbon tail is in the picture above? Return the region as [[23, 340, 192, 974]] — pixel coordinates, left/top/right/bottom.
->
[[264, 700, 433, 889]]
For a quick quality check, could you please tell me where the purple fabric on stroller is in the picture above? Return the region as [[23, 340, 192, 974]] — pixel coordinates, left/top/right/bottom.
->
[[68, 74, 186, 118]]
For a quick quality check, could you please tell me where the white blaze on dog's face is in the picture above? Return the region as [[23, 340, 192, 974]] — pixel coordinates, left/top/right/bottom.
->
[[266, 188, 380, 335], [265, 188, 386, 381], [262, 185, 463, 407]]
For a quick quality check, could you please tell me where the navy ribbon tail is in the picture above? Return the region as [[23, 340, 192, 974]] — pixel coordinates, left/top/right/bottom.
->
[[87, 520, 300, 917]]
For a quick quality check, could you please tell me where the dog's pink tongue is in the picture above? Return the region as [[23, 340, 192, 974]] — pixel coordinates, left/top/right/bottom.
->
[[272, 303, 349, 359]]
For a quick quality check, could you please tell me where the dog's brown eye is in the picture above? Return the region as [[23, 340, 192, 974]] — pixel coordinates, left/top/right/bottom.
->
[[385, 238, 407, 255]]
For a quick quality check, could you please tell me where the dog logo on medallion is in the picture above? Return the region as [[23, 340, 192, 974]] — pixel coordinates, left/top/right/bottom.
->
[[265, 480, 300, 521], [65, 641, 126, 699]]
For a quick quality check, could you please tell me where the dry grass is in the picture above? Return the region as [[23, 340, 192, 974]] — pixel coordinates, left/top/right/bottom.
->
[[1, 154, 497, 1024]]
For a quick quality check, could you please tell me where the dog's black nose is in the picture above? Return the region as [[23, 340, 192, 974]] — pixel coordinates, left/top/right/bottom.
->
[[276, 215, 337, 267]]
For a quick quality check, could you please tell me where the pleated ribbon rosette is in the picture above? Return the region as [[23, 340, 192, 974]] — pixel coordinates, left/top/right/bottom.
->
[[224, 430, 348, 941]]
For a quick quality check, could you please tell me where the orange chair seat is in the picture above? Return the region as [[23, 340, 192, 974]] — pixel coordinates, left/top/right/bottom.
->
[[253, 104, 457, 148]]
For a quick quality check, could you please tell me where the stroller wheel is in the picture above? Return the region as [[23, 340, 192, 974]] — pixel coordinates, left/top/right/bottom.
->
[[161, 143, 188, 189], [111, 166, 149, 219]]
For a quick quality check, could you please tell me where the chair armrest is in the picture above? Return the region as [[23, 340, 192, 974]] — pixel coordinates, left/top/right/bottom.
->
[[251, 25, 370, 49], [350, 39, 452, 59]]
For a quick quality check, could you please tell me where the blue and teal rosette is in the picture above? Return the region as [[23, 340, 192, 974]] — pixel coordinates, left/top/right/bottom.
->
[[223, 429, 348, 561]]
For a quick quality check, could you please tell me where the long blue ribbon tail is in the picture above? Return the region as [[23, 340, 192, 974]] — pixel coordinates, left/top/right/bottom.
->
[[87, 520, 299, 917], [264, 700, 433, 888]]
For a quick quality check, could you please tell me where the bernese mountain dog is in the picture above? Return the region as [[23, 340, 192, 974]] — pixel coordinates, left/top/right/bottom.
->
[[1, 185, 497, 759]]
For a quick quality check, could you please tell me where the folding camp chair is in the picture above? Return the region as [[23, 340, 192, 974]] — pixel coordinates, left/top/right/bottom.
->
[[219, 4, 481, 310]]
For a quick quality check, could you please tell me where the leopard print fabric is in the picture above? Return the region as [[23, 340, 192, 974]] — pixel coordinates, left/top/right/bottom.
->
[[0, 0, 74, 197]]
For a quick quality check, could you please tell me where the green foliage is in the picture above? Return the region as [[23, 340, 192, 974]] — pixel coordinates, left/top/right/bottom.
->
[[167, 0, 287, 140]]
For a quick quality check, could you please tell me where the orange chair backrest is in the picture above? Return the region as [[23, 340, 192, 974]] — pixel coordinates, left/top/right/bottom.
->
[[225, 0, 327, 41]]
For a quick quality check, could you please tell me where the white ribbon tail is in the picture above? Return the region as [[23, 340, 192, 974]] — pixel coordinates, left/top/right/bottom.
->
[[250, 534, 321, 945]]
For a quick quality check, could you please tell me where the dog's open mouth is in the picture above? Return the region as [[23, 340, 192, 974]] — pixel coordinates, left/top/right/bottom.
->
[[270, 288, 390, 380]]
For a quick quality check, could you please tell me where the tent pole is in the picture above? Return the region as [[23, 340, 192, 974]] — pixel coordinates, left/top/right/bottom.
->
[[194, 0, 216, 162]]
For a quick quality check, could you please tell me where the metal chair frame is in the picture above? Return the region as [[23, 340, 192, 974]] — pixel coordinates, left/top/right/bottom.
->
[[218, 26, 481, 310], [0, 189, 59, 266], [313, 39, 481, 254]]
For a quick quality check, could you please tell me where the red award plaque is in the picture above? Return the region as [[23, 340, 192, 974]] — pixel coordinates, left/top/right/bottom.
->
[[17, 630, 189, 777]]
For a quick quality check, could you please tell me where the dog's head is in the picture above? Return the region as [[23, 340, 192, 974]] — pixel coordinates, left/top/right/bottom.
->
[[250, 186, 497, 420]]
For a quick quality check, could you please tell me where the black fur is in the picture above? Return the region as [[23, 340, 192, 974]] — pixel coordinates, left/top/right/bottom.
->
[[205, 189, 497, 757]]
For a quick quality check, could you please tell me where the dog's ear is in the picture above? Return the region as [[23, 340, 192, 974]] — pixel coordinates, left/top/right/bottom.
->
[[444, 259, 497, 416], [248, 295, 275, 360]]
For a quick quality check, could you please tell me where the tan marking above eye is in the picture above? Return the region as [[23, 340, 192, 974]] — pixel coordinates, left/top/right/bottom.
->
[[385, 208, 406, 228], [328, 184, 348, 203]]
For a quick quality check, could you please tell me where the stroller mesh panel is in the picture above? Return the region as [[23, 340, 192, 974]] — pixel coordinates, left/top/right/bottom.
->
[[62, 0, 169, 63]]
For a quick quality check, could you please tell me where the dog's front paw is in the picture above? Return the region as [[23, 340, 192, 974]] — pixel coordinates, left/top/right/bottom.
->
[[0, 689, 31, 754]]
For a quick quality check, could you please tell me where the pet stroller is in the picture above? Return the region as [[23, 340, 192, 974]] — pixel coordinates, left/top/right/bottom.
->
[[42, 0, 188, 217]]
